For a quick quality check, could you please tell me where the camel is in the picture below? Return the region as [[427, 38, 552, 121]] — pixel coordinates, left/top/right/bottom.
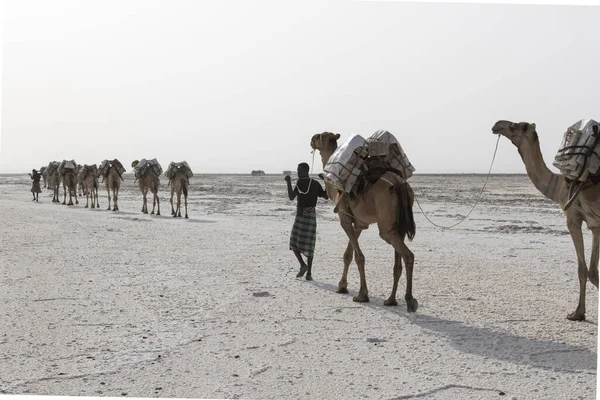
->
[[132, 159, 161, 215], [75, 164, 85, 197], [167, 162, 192, 218], [79, 164, 100, 209], [310, 132, 418, 311], [99, 159, 125, 212], [492, 121, 600, 321], [46, 161, 61, 202], [59, 160, 79, 206]]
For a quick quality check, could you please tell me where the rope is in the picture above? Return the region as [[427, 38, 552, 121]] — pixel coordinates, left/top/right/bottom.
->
[[414, 134, 501, 229]]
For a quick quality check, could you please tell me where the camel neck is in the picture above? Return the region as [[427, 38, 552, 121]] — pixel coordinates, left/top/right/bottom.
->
[[518, 139, 562, 204], [319, 148, 337, 168]]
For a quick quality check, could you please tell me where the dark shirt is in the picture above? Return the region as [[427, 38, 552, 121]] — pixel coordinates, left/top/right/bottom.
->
[[293, 178, 328, 209], [30, 172, 41, 183]]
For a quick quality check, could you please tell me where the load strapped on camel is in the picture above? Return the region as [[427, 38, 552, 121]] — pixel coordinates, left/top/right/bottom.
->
[[98, 159, 126, 181], [57, 159, 78, 176], [322, 130, 415, 195], [46, 161, 60, 175], [553, 119, 600, 183], [77, 164, 98, 182], [132, 158, 163, 179], [165, 161, 193, 182]]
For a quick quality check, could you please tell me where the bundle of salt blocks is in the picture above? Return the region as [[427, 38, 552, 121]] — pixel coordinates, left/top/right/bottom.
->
[[165, 161, 193, 180], [98, 159, 126, 178], [323, 130, 416, 193], [133, 158, 163, 178], [553, 119, 600, 182], [58, 160, 78, 176]]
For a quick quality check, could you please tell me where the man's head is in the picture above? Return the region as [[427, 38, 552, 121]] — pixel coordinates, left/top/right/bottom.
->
[[297, 162, 310, 177], [32, 169, 36, 173]]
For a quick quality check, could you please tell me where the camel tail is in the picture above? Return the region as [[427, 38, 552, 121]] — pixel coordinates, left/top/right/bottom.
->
[[393, 183, 416, 241]]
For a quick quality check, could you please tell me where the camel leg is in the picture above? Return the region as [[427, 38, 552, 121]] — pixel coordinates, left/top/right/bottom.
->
[[384, 233, 417, 312], [567, 218, 587, 321], [62, 184, 67, 205], [155, 190, 160, 216], [184, 188, 188, 219], [177, 191, 182, 217], [337, 229, 363, 294], [114, 187, 119, 211], [151, 190, 156, 215], [382, 251, 402, 307], [106, 187, 112, 210], [142, 188, 148, 214], [85, 191, 89, 208], [588, 229, 599, 288], [170, 186, 175, 216], [340, 219, 368, 302]]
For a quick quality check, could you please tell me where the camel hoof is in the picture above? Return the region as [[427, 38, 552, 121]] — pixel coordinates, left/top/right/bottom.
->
[[567, 312, 586, 321], [185, 215, 188, 219], [156, 212, 160, 216], [384, 299, 398, 306], [406, 298, 418, 313], [173, 214, 177, 218], [353, 295, 369, 303], [84, 205, 88, 208], [336, 287, 349, 294]]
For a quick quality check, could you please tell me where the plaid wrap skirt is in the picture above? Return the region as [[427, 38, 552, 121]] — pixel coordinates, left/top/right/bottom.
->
[[289, 207, 317, 258], [31, 182, 42, 193]]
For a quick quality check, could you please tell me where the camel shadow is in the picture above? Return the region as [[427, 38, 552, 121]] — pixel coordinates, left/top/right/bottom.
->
[[308, 280, 597, 373]]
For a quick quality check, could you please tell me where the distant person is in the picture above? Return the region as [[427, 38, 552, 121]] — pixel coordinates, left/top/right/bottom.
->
[[285, 162, 328, 280], [29, 169, 42, 202]]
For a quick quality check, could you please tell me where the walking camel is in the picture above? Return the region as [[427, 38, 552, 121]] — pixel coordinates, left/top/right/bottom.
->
[[166, 161, 192, 218], [59, 160, 79, 206], [46, 161, 61, 203], [79, 164, 100, 209], [132, 159, 161, 215], [310, 132, 418, 311], [492, 120, 599, 321], [99, 159, 125, 211]]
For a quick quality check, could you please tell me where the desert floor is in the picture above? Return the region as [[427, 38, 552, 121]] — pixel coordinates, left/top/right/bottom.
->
[[0, 174, 597, 400]]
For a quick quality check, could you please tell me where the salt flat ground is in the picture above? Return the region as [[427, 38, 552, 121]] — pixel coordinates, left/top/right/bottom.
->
[[0, 174, 597, 400]]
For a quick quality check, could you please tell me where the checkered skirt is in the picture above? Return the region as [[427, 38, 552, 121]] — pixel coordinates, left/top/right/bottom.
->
[[289, 207, 317, 257]]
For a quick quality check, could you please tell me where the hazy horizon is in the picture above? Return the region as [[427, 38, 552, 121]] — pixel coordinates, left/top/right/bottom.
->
[[2, 1, 600, 174]]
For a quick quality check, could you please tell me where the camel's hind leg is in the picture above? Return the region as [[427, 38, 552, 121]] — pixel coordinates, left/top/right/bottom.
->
[[340, 217, 368, 302], [106, 187, 112, 210], [184, 184, 188, 219], [176, 190, 182, 217], [113, 187, 119, 211], [62, 184, 67, 205], [567, 217, 587, 321], [383, 251, 402, 307], [380, 231, 417, 312], [170, 186, 176, 216], [588, 229, 599, 288]]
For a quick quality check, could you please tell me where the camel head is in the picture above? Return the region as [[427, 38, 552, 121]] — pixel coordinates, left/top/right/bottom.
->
[[310, 132, 340, 154], [131, 160, 139, 168], [492, 120, 538, 148]]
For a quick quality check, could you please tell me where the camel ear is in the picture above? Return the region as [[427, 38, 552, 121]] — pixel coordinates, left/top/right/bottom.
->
[[334, 133, 340, 140], [531, 123, 536, 130]]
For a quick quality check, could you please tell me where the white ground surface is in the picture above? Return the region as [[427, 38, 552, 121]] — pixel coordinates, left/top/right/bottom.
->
[[0, 174, 597, 400]]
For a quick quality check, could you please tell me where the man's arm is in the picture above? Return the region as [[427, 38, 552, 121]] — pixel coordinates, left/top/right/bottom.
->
[[317, 182, 329, 200], [285, 176, 297, 200]]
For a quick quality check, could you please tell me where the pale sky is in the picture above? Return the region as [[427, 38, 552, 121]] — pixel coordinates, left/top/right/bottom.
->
[[1, 0, 600, 174]]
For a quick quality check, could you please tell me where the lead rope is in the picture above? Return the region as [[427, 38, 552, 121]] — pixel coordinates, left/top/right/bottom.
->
[[414, 134, 501, 229]]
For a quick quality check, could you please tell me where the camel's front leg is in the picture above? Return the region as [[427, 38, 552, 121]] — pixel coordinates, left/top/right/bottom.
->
[[142, 188, 148, 214], [85, 190, 90, 208], [340, 219, 368, 302], [337, 228, 363, 294], [62, 184, 67, 205], [567, 218, 587, 321], [588, 229, 599, 288]]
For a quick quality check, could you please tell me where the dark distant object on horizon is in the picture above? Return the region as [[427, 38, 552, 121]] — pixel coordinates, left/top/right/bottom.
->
[[251, 170, 266, 176], [283, 170, 292, 175]]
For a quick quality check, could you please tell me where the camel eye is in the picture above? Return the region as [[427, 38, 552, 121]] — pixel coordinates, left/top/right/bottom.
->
[[522, 124, 528, 132]]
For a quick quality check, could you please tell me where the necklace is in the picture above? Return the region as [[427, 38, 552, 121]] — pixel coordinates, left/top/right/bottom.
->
[[296, 177, 312, 195]]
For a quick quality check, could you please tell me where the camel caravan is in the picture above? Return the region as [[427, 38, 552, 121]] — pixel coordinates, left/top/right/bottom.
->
[[35, 158, 194, 218], [28, 119, 600, 320]]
